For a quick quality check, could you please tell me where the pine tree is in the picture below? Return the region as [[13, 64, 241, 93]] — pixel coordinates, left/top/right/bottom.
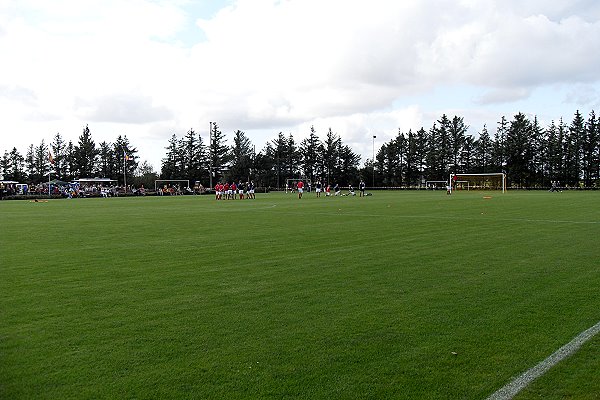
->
[[394, 130, 407, 186], [285, 133, 300, 179], [208, 122, 230, 184], [460, 135, 475, 173], [437, 114, 452, 175], [415, 128, 428, 186], [268, 132, 287, 189], [505, 112, 533, 187], [34, 140, 50, 184], [113, 135, 138, 186], [73, 125, 98, 178], [544, 121, 560, 181], [0, 151, 9, 180], [25, 145, 35, 182], [566, 110, 585, 185], [64, 141, 76, 181], [492, 116, 508, 172], [300, 126, 322, 183], [557, 118, 568, 184], [405, 130, 420, 186], [582, 111, 599, 186], [5, 148, 27, 182], [253, 148, 274, 188], [529, 116, 545, 186], [50, 133, 67, 180], [474, 124, 493, 173], [322, 129, 341, 185], [228, 130, 253, 181], [180, 128, 206, 183], [337, 144, 361, 185], [425, 123, 442, 180], [161, 134, 182, 180], [448, 115, 469, 173], [97, 141, 115, 179]]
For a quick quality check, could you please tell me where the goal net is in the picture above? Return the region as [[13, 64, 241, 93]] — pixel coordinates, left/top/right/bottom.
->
[[449, 173, 506, 193]]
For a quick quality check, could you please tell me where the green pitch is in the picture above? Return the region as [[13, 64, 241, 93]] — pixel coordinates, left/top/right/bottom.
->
[[1, 191, 599, 399]]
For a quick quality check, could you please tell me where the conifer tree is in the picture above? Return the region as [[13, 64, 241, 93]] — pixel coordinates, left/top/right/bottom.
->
[[228, 130, 253, 181], [50, 133, 67, 180], [208, 122, 230, 183], [161, 134, 182, 180], [73, 125, 98, 178], [582, 111, 599, 186], [474, 124, 493, 173], [322, 129, 341, 185], [300, 126, 322, 183]]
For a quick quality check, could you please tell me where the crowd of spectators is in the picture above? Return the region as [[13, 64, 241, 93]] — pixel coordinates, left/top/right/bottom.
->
[[0, 182, 18, 197], [0, 181, 149, 199], [1, 180, 219, 199]]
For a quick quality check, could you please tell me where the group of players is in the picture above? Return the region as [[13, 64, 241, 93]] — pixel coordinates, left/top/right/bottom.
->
[[214, 181, 256, 200], [214, 179, 369, 200], [295, 180, 368, 199]]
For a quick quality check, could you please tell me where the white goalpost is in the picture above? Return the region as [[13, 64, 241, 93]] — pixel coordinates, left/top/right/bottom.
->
[[449, 173, 506, 193]]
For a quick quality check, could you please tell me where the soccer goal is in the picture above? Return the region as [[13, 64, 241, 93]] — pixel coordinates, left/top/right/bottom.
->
[[449, 173, 506, 193]]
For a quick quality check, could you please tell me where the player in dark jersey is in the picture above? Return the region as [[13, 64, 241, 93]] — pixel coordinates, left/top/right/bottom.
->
[[359, 180, 366, 197]]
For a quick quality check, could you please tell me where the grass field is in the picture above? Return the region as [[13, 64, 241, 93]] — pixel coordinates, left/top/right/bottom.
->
[[1, 190, 599, 399]]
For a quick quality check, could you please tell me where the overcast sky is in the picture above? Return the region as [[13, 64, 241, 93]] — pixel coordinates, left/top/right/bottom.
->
[[2, 0, 600, 171]]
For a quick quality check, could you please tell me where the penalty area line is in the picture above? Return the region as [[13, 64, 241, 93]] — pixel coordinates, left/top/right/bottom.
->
[[486, 320, 600, 400]]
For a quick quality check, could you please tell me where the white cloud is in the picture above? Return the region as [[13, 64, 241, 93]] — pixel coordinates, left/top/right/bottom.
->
[[476, 88, 532, 105], [74, 93, 173, 123], [0, 84, 37, 105], [564, 84, 600, 108]]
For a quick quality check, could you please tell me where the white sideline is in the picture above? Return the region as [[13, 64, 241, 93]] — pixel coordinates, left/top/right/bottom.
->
[[486, 320, 600, 400]]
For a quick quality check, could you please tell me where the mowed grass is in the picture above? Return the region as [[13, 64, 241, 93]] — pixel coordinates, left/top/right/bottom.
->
[[1, 190, 599, 399]]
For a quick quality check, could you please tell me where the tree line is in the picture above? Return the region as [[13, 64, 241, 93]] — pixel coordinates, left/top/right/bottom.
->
[[376, 110, 599, 188], [161, 123, 361, 189], [1, 125, 148, 187], [2, 109, 599, 189]]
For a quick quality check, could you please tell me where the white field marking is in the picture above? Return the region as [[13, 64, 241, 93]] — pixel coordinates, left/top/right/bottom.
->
[[486, 320, 600, 400], [499, 217, 600, 225]]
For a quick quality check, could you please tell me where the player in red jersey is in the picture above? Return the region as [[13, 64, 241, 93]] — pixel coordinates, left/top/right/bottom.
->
[[223, 182, 230, 199], [296, 180, 304, 199]]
